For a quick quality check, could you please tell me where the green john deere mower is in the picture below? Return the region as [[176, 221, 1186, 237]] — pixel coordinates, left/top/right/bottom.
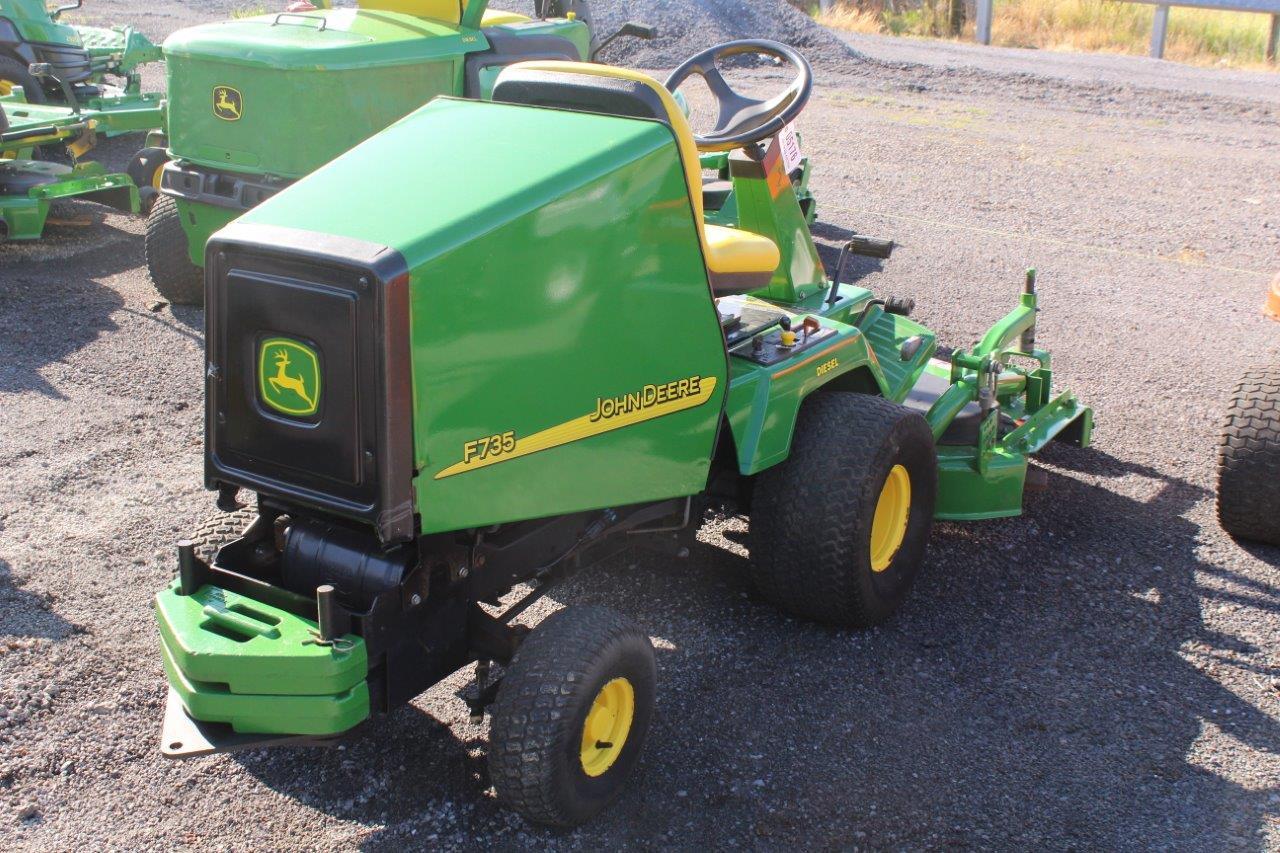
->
[[154, 43, 1093, 826], [144, 0, 655, 305], [0, 0, 161, 112]]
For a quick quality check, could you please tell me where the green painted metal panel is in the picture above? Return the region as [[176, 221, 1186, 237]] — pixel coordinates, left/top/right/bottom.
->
[[163, 10, 473, 177], [163, 52, 459, 178], [163, 9, 484, 70], [236, 99, 729, 533], [1, 0, 80, 44], [174, 199, 241, 266], [934, 447, 1028, 520], [857, 309, 936, 402], [154, 581, 367, 696], [733, 164, 826, 303], [725, 316, 883, 475]]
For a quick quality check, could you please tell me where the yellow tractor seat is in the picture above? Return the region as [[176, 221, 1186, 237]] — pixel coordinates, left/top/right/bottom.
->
[[358, 1, 530, 27], [492, 61, 780, 295]]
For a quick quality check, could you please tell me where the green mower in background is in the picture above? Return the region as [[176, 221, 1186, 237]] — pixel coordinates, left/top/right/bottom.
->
[[1, 72, 163, 238], [144, 0, 656, 305], [154, 43, 1093, 826], [0, 0, 162, 115]]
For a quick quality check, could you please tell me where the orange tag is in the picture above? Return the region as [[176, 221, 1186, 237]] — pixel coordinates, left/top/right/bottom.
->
[[762, 136, 789, 199]]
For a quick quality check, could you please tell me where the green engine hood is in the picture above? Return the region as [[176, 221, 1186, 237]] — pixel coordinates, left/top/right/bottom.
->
[[231, 96, 680, 270], [162, 8, 487, 71]]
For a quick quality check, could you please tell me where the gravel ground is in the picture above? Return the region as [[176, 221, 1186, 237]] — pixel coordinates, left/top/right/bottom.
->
[[3, 1, 1280, 849]]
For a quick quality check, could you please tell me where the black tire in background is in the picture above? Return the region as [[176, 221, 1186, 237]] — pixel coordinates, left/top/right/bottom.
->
[[0, 55, 64, 159], [145, 195, 204, 306], [0, 55, 48, 104], [749, 392, 938, 627], [1217, 366, 1280, 546], [488, 605, 656, 827], [127, 147, 169, 214]]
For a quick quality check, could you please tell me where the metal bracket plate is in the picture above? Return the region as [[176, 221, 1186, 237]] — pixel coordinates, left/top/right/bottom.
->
[[159, 689, 338, 759]]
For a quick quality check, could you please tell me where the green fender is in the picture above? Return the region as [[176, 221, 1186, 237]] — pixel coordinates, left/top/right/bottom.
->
[[724, 320, 892, 476]]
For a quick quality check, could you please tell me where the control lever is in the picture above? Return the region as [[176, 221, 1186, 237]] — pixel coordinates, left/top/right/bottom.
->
[[28, 63, 79, 112], [848, 235, 894, 259], [591, 22, 658, 60], [827, 234, 897, 306]]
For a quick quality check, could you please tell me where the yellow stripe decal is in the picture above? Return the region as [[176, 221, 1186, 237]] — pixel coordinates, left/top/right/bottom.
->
[[435, 376, 718, 480]]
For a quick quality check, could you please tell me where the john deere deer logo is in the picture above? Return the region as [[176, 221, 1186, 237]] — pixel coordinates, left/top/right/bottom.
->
[[213, 86, 243, 121], [258, 338, 320, 417]]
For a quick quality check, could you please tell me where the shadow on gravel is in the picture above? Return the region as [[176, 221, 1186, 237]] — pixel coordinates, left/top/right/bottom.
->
[[812, 221, 888, 290], [116, 305, 205, 346], [908, 441, 1280, 847], [0, 558, 79, 640], [0, 234, 136, 397], [168, 305, 205, 336], [1234, 540, 1280, 572], [233, 708, 495, 837]]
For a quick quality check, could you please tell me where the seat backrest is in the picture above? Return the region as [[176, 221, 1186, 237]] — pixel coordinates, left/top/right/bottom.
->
[[358, 0, 463, 23], [492, 61, 705, 221]]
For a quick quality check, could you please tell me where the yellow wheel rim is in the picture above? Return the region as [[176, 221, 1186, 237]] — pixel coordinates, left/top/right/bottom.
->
[[0, 79, 13, 97], [579, 677, 635, 777], [152, 163, 165, 191], [870, 464, 911, 572]]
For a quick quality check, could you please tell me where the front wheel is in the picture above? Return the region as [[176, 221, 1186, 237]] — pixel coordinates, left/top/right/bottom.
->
[[145, 195, 204, 306], [488, 605, 656, 827], [749, 392, 938, 627]]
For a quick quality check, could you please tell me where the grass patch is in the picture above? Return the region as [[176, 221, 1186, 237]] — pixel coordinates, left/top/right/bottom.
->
[[818, 0, 1278, 69]]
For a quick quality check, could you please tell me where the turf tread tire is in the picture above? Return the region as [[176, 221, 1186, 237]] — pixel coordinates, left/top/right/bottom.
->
[[187, 507, 258, 564], [488, 605, 656, 827], [749, 392, 937, 627], [1216, 366, 1280, 545], [145, 195, 203, 306]]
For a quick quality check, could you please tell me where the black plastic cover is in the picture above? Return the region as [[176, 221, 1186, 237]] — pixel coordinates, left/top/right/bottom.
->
[[204, 223, 416, 543]]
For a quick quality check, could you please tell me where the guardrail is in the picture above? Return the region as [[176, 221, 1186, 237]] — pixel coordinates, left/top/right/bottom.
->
[[974, 0, 1280, 61]]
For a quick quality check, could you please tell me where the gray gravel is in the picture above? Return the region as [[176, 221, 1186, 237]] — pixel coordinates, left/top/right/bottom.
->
[[4, 1, 1280, 849]]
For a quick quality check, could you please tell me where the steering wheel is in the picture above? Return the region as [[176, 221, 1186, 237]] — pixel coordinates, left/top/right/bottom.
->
[[663, 39, 813, 153]]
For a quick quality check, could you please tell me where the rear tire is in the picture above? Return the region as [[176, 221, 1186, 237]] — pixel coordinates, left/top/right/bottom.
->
[[488, 605, 656, 827], [749, 392, 937, 627], [146, 195, 204, 306], [1217, 366, 1280, 546]]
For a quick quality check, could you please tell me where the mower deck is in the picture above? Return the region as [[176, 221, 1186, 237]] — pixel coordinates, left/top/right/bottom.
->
[[1, 90, 163, 239]]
